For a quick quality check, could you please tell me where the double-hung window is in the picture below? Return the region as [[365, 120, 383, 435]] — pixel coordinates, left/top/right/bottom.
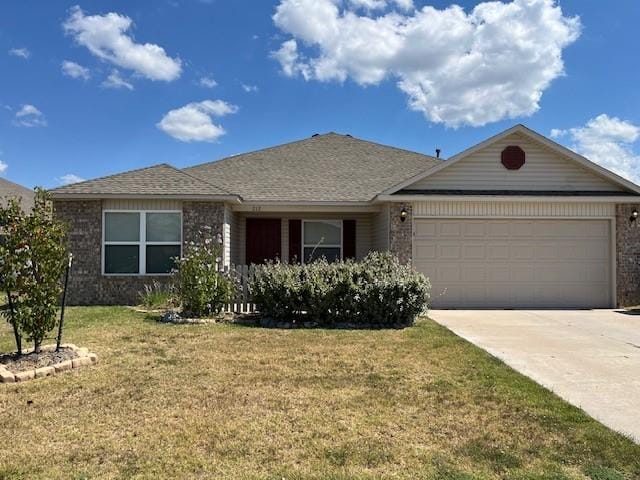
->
[[302, 220, 342, 263], [103, 211, 181, 275]]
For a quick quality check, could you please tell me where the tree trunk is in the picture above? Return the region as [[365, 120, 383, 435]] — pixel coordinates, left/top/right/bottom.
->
[[6, 291, 22, 355], [34, 338, 41, 355]]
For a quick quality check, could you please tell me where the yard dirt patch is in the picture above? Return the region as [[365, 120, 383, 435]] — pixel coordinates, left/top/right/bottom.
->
[[0, 306, 638, 479]]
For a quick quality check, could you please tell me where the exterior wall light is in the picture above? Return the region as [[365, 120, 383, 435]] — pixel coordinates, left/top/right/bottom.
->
[[400, 207, 408, 222], [631, 209, 639, 223]]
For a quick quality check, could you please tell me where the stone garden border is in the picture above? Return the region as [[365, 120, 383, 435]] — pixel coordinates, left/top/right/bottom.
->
[[0, 344, 98, 383]]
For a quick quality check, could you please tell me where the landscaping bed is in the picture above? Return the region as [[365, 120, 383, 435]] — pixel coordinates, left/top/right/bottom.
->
[[0, 343, 97, 383], [0, 347, 78, 372], [0, 306, 638, 479]]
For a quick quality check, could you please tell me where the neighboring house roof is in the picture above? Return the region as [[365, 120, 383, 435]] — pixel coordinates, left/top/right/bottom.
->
[[382, 124, 640, 196], [184, 133, 441, 202], [51, 163, 237, 199], [0, 178, 34, 211]]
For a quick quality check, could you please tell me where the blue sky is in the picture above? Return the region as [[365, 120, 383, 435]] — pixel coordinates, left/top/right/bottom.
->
[[1, 0, 639, 189]]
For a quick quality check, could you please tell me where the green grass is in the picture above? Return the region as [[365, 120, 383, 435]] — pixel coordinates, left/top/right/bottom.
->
[[0, 307, 638, 479]]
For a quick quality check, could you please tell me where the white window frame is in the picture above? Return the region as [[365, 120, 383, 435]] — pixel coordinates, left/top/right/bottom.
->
[[102, 210, 182, 276], [301, 219, 343, 264]]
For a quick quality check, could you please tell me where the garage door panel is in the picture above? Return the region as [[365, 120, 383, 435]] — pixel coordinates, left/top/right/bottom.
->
[[488, 244, 510, 259], [534, 244, 557, 259], [512, 223, 534, 236], [440, 222, 462, 236], [439, 245, 461, 259], [511, 245, 534, 259], [415, 221, 436, 237], [463, 245, 485, 259], [487, 265, 510, 282], [438, 265, 460, 282], [487, 222, 510, 237], [462, 265, 486, 282], [414, 218, 611, 308], [415, 244, 436, 259], [464, 222, 485, 236], [510, 265, 535, 282]]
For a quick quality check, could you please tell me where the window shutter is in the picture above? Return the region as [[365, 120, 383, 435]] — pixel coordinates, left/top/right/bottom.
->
[[343, 220, 356, 260], [289, 219, 301, 263]]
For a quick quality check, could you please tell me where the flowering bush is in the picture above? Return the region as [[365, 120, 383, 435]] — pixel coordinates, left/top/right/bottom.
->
[[0, 189, 68, 354], [172, 227, 236, 317], [250, 252, 430, 326]]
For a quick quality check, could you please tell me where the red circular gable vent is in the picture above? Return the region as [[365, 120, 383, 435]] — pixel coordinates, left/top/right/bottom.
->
[[501, 146, 525, 170]]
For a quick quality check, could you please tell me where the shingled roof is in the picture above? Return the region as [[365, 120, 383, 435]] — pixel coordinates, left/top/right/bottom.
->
[[51, 163, 235, 198], [185, 133, 441, 202], [51, 133, 441, 202], [0, 178, 34, 211]]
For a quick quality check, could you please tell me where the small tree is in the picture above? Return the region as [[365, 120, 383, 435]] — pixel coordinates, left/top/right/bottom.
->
[[173, 226, 236, 317], [0, 189, 68, 354]]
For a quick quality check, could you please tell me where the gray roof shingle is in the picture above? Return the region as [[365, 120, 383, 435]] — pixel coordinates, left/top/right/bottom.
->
[[0, 178, 34, 211], [51, 163, 234, 197], [185, 133, 441, 202], [51, 133, 441, 202]]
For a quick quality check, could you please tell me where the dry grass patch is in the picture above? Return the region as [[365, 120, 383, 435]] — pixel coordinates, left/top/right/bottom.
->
[[0, 307, 638, 479]]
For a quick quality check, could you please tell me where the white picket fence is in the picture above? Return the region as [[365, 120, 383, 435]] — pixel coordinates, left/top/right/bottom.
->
[[221, 264, 257, 314]]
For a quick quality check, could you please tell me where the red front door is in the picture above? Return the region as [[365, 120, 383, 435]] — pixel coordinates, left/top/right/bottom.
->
[[246, 218, 282, 265]]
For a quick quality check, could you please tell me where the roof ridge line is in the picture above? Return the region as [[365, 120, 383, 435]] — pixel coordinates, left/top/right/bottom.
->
[[163, 164, 239, 198], [184, 132, 440, 172], [184, 135, 327, 171]]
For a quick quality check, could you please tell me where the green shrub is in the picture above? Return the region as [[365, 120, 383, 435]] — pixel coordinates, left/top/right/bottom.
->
[[250, 252, 430, 326], [172, 227, 236, 317], [0, 189, 68, 353], [139, 281, 176, 309]]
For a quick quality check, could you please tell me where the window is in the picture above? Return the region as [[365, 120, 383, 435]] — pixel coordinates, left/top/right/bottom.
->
[[302, 220, 342, 263], [103, 211, 181, 275]]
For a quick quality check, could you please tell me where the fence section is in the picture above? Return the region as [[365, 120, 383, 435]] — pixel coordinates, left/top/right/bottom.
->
[[223, 264, 257, 313]]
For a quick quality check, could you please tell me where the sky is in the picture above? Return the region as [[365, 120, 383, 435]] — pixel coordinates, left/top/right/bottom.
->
[[1, 0, 639, 189]]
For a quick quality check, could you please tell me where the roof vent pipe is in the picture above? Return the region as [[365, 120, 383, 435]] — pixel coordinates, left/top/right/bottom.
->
[[435, 148, 441, 158]]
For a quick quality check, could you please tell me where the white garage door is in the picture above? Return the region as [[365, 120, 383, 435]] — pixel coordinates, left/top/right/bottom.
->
[[413, 219, 612, 308]]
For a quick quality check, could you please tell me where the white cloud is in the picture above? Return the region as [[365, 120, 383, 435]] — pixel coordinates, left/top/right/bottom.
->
[[13, 104, 47, 128], [272, 0, 580, 127], [271, 39, 310, 79], [393, 0, 414, 11], [58, 173, 85, 185], [63, 5, 182, 82], [551, 114, 640, 184], [199, 76, 218, 88], [102, 70, 134, 90], [9, 47, 30, 59], [241, 83, 258, 93], [61, 60, 90, 80], [0, 161, 7, 175], [157, 100, 239, 142], [349, 0, 387, 10]]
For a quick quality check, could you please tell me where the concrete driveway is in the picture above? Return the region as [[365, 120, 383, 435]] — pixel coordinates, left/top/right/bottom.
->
[[430, 309, 640, 442]]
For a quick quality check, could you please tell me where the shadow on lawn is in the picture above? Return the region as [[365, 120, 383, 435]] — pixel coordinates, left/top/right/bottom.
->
[[142, 311, 413, 330]]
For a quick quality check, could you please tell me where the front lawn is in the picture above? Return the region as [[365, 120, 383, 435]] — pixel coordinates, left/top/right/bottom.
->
[[0, 307, 638, 479]]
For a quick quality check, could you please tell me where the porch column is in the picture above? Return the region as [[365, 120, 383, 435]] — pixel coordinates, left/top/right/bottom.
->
[[389, 203, 412, 265]]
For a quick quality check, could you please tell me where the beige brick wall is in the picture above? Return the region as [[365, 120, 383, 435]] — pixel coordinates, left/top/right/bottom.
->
[[616, 203, 640, 307], [54, 199, 225, 305], [389, 203, 412, 265]]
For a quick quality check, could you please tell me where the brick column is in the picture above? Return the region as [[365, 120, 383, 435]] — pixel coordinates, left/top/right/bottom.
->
[[616, 204, 640, 307], [389, 203, 412, 265], [182, 201, 225, 244], [53, 200, 102, 305]]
